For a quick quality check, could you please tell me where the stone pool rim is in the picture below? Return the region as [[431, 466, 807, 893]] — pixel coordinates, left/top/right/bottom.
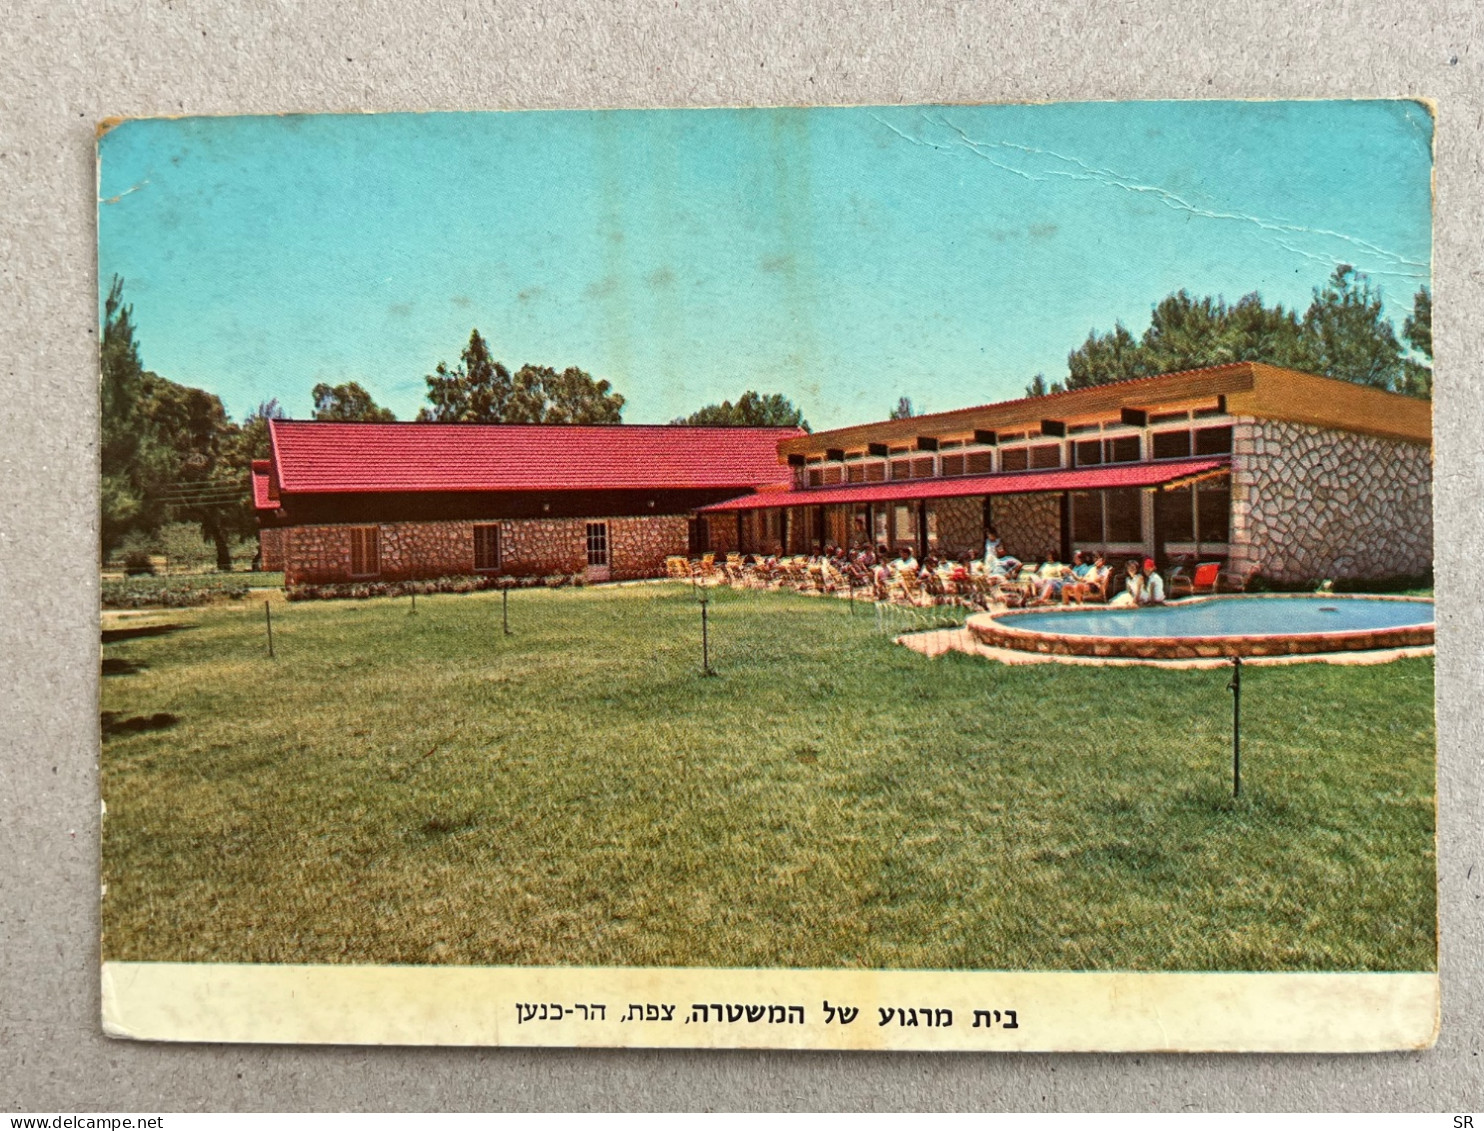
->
[[966, 593, 1435, 660]]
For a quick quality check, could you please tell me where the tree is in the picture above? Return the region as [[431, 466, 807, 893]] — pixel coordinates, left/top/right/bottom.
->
[[136, 373, 251, 570], [889, 397, 915, 420], [673, 390, 810, 430], [418, 330, 512, 422], [1058, 269, 1426, 399], [311, 381, 396, 422], [509, 364, 626, 424], [1023, 372, 1063, 398], [1400, 285, 1432, 399], [1403, 286, 1431, 360], [417, 330, 625, 423], [1065, 322, 1151, 389], [100, 276, 149, 555], [1300, 265, 1407, 391], [237, 399, 287, 462]]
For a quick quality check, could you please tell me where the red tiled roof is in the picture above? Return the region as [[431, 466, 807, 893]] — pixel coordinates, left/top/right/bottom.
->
[[267, 420, 803, 494], [697, 457, 1231, 512], [250, 459, 275, 510]]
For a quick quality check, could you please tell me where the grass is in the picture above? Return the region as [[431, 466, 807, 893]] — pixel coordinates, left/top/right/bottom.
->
[[99, 583, 1436, 971]]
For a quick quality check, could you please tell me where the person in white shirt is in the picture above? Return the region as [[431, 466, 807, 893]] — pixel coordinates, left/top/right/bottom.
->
[[1139, 556, 1166, 605]]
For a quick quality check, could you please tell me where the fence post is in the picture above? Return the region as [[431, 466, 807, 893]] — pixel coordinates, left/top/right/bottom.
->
[[503, 587, 511, 636], [700, 590, 716, 677], [1228, 655, 1242, 798], [264, 600, 274, 658]]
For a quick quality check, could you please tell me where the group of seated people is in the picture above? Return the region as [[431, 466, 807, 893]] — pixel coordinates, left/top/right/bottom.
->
[[728, 530, 1170, 608], [1018, 550, 1168, 607]]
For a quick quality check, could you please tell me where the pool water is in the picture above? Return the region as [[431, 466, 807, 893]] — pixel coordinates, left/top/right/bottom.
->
[[1005, 595, 1433, 640]]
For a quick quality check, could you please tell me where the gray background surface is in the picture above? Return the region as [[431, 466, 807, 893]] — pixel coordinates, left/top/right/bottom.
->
[[2, 0, 1480, 1111]]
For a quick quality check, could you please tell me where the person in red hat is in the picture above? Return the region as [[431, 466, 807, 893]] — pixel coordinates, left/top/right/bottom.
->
[[1139, 556, 1166, 606]]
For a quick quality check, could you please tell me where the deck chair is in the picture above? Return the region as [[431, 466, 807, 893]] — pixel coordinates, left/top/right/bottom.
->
[[1216, 563, 1258, 592], [1170, 561, 1221, 598]]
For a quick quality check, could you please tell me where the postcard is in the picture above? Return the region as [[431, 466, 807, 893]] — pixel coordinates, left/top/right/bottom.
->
[[97, 101, 1437, 1050]]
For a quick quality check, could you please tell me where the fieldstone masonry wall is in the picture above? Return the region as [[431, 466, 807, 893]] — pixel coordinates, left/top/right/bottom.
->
[[609, 515, 689, 579], [380, 522, 476, 576], [283, 514, 693, 585], [930, 496, 984, 558], [1229, 417, 1432, 583], [258, 527, 285, 572], [993, 493, 1061, 562]]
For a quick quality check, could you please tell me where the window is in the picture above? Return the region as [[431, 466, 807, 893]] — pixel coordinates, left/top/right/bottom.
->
[[893, 504, 915, 546], [1197, 480, 1231, 542], [474, 524, 501, 572], [847, 463, 866, 484], [1155, 487, 1195, 542], [1155, 480, 1231, 545], [349, 526, 380, 577], [941, 452, 967, 476], [586, 522, 608, 567], [1070, 491, 1102, 540], [1000, 448, 1029, 472], [1071, 489, 1144, 545], [1105, 488, 1143, 543], [910, 456, 935, 479], [965, 450, 994, 475], [890, 458, 912, 480], [1152, 430, 1192, 459], [1106, 434, 1141, 463], [1074, 439, 1103, 467], [1030, 443, 1062, 470], [807, 467, 824, 487], [1194, 425, 1233, 455]]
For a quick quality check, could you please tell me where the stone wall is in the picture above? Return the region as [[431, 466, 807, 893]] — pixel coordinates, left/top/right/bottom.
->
[[282, 514, 693, 585], [499, 519, 587, 576], [992, 493, 1061, 562], [930, 496, 983, 558], [609, 515, 690, 579], [380, 521, 477, 576], [1229, 417, 1432, 583], [258, 527, 285, 572]]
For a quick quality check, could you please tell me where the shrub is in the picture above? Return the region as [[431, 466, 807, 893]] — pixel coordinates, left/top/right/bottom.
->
[[123, 551, 156, 577], [286, 574, 514, 602], [101, 576, 251, 609]]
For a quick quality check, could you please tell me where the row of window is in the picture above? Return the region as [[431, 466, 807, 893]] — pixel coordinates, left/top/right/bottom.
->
[[343, 522, 611, 577], [799, 426, 1233, 487]]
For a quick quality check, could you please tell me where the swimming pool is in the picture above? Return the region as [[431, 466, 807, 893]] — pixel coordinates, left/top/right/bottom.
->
[[966, 594, 1434, 659]]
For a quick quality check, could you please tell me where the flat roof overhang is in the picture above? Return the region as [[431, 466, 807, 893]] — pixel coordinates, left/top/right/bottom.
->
[[697, 457, 1230, 513]]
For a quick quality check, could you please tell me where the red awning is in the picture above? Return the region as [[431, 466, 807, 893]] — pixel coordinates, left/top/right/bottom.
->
[[696, 457, 1230, 513]]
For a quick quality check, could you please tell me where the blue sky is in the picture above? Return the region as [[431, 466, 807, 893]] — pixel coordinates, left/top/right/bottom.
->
[[97, 102, 1433, 431]]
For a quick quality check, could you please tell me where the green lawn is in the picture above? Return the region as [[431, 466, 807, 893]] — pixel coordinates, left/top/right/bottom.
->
[[99, 583, 1436, 971]]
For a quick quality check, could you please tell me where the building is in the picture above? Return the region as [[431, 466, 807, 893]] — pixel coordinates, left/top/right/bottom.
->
[[255, 363, 1432, 588], [694, 362, 1432, 585], [252, 421, 802, 585]]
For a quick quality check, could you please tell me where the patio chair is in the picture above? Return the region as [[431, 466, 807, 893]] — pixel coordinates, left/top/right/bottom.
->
[[1169, 561, 1221, 598], [1216, 563, 1259, 592]]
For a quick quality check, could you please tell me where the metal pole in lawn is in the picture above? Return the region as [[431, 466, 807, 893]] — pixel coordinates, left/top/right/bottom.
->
[[1228, 655, 1242, 798], [264, 599, 274, 658], [410, 591, 417, 615], [700, 587, 716, 677], [503, 586, 511, 635]]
